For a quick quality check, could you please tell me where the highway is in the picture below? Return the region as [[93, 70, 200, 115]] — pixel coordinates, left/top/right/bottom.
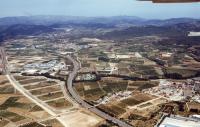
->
[[66, 55, 133, 127]]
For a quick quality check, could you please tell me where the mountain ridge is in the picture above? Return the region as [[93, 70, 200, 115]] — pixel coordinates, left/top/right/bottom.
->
[[0, 16, 199, 27]]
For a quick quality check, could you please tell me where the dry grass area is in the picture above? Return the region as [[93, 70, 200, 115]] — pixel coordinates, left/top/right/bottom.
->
[[109, 91, 156, 109], [98, 104, 126, 117], [0, 75, 8, 81], [187, 102, 200, 111], [41, 119, 64, 127], [47, 98, 72, 109], [0, 119, 9, 127], [58, 110, 103, 127]]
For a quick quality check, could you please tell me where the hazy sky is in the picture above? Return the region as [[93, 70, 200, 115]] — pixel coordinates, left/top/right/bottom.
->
[[0, 0, 199, 19]]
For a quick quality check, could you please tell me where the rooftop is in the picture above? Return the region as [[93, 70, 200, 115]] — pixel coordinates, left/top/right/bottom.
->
[[158, 115, 200, 127]]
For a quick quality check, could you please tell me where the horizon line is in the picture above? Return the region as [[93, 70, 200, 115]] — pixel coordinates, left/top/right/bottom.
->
[[0, 15, 200, 20]]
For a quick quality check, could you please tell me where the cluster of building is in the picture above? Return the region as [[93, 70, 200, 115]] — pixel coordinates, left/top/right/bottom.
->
[[22, 60, 66, 75], [95, 91, 132, 105], [144, 78, 200, 102], [159, 52, 173, 59], [76, 73, 96, 81], [188, 31, 200, 37], [187, 77, 200, 93]]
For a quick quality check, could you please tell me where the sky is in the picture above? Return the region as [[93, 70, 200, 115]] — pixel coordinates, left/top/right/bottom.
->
[[0, 0, 199, 19]]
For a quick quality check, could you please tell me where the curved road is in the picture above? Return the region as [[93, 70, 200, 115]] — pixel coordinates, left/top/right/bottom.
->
[[66, 55, 132, 127]]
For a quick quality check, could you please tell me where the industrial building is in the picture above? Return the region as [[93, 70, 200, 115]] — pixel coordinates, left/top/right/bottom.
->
[[157, 115, 200, 127]]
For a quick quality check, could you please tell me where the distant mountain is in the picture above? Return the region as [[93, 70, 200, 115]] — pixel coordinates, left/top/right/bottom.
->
[[142, 18, 200, 26], [0, 16, 200, 43], [0, 24, 55, 41], [0, 16, 144, 27], [100, 22, 200, 39], [0, 16, 199, 28]]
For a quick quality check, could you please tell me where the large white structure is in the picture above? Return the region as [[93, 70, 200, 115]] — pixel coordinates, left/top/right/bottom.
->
[[158, 115, 200, 127]]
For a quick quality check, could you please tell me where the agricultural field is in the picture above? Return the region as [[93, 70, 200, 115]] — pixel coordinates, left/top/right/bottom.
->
[[19, 122, 46, 127], [74, 82, 106, 102], [41, 119, 64, 127], [0, 85, 15, 94], [121, 97, 143, 106], [74, 78, 129, 103], [75, 77, 159, 117], [98, 104, 126, 117], [13, 74, 73, 110], [47, 98, 73, 109], [23, 80, 57, 90], [29, 85, 61, 95], [127, 81, 159, 91], [163, 67, 199, 78], [0, 75, 52, 127], [38, 91, 64, 101], [56, 110, 103, 127], [13, 75, 32, 81], [0, 79, 10, 86], [129, 65, 161, 78], [19, 78, 46, 85]]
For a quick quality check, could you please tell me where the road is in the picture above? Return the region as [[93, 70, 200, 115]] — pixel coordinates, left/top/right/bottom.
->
[[66, 55, 133, 127], [1, 47, 69, 127], [0, 47, 8, 74], [6, 75, 71, 127]]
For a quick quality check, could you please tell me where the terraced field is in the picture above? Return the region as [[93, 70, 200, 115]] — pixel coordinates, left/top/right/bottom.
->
[[14, 74, 73, 110], [19, 78, 46, 85], [24, 81, 57, 90], [30, 85, 61, 95], [0, 75, 52, 127]]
